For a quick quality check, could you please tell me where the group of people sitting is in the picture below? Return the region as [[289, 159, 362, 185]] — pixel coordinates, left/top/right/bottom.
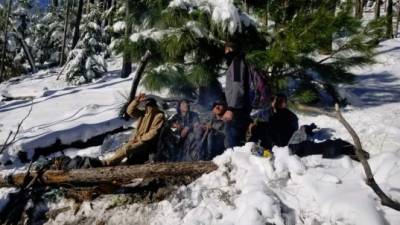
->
[[101, 92, 368, 166]]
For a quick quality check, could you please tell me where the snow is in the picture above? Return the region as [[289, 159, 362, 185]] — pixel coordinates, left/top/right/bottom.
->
[[113, 21, 126, 33], [0, 57, 140, 162], [168, 0, 257, 34], [1, 17, 400, 225], [130, 29, 173, 43], [44, 144, 400, 225]]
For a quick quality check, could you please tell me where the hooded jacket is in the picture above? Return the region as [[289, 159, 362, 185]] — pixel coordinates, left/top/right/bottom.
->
[[126, 100, 165, 144], [225, 52, 251, 113]]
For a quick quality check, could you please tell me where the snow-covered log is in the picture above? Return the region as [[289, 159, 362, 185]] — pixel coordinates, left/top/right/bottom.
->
[[0, 161, 218, 188]]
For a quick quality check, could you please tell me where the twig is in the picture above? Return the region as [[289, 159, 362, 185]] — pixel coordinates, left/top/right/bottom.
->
[[0, 100, 34, 154], [0, 131, 13, 154]]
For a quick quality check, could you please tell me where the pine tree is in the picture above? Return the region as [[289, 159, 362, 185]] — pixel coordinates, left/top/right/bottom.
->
[[64, 9, 107, 84], [246, 0, 385, 104], [115, 0, 264, 106]]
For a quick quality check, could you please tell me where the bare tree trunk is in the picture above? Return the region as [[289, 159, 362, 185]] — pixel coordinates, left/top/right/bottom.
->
[[0, 0, 12, 83], [386, 0, 393, 38], [72, 0, 84, 49], [0, 161, 218, 188], [8, 21, 37, 74], [395, 3, 400, 37], [375, 0, 381, 18], [120, 0, 132, 78], [60, 0, 71, 66], [120, 50, 152, 117], [86, 0, 91, 14], [265, 1, 269, 28], [355, 0, 363, 18]]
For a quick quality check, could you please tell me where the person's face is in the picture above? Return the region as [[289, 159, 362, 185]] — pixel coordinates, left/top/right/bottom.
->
[[213, 104, 226, 116], [272, 98, 287, 109], [180, 101, 189, 114], [224, 46, 233, 54]]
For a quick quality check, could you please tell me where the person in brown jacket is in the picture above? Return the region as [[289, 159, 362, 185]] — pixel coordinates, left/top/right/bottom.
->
[[103, 93, 165, 166]]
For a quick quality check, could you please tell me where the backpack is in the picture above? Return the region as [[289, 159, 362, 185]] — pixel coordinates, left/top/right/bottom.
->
[[248, 65, 271, 109]]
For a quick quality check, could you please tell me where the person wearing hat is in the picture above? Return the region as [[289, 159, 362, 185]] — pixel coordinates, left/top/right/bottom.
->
[[204, 99, 228, 159], [223, 41, 252, 148], [102, 93, 165, 166]]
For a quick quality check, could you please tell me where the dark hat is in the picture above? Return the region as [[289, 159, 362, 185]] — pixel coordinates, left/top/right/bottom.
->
[[212, 99, 227, 109], [144, 97, 157, 107]]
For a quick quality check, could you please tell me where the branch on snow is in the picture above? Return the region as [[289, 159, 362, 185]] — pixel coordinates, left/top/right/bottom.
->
[[294, 102, 400, 211]]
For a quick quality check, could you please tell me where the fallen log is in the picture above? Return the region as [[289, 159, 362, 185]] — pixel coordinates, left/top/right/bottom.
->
[[0, 161, 218, 188]]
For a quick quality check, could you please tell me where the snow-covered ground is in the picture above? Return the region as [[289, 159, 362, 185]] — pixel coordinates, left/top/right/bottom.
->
[[0, 38, 400, 224]]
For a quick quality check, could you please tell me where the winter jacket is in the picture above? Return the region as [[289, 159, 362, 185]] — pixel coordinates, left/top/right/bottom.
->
[[268, 108, 299, 147], [170, 111, 200, 131], [126, 100, 165, 145], [225, 53, 251, 112]]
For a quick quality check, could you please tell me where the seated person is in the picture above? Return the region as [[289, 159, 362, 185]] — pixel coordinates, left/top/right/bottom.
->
[[288, 124, 370, 161], [179, 100, 227, 161], [102, 94, 165, 166], [170, 99, 200, 140], [205, 100, 227, 160], [268, 94, 299, 147]]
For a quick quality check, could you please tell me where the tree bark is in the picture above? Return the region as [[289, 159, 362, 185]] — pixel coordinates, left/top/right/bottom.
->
[[355, 0, 363, 18], [71, 0, 84, 49], [60, 0, 71, 66], [0, 161, 218, 188], [386, 0, 393, 38], [0, 0, 12, 83], [395, 3, 400, 37], [120, 0, 133, 78], [10, 22, 37, 74], [375, 0, 381, 18], [120, 50, 152, 117]]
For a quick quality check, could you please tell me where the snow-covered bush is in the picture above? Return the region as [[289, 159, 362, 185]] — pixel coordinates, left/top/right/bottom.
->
[[64, 11, 107, 84], [31, 12, 64, 64]]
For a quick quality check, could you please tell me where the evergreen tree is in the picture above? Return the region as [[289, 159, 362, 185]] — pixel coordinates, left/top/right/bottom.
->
[[115, 0, 264, 106], [64, 9, 107, 84], [31, 11, 65, 65], [246, 0, 385, 105]]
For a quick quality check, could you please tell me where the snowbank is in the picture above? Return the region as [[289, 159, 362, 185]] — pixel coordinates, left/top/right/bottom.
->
[[45, 144, 400, 225]]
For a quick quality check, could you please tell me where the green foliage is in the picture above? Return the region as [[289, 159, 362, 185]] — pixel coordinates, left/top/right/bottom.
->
[[64, 10, 107, 84], [247, 0, 384, 104]]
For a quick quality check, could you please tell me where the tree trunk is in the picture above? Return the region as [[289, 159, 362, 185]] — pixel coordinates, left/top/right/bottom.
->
[[10, 22, 37, 74], [86, 0, 91, 14], [60, 0, 71, 66], [395, 3, 400, 37], [71, 0, 84, 49], [386, 0, 393, 38], [0, 0, 12, 83], [120, 0, 133, 78], [355, 0, 363, 18], [265, 1, 269, 28], [120, 50, 152, 117], [375, 0, 381, 18], [0, 161, 218, 188]]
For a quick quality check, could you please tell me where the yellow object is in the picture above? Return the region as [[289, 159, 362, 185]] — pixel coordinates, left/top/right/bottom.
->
[[263, 149, 272, 158]]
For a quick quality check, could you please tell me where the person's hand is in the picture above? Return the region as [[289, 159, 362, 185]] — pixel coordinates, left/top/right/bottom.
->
[[136, 93, 146, 102], [181, 127, 189, 138], [222, 110, 233, 122]]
